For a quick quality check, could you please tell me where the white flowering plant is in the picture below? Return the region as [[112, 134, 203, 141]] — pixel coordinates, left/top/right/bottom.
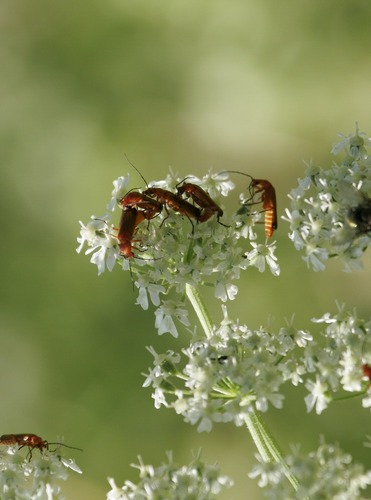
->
[[0, 443, 82, 500], [284, 123, 371, 272], [107, 451, 233, 500], [76, 126, 371, 498], [77, 169, 279, 337]]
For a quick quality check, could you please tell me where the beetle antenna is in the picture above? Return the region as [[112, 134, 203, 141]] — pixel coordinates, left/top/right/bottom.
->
[[218, 170, 254, 182], [124, 154, 149, 188], [47, 442, 83, 452]]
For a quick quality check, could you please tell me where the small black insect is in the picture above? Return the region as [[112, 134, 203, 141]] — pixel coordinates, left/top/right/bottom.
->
[[346, 198, 371, 234]]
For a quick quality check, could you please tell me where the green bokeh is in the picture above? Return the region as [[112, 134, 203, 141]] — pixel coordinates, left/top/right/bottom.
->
[[1, 1, 370, 498]]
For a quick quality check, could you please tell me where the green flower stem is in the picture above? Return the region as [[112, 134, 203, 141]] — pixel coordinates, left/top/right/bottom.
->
[[246, 410, 300, 493], [333, 390, 368, 401], [244, 411, 271, 462], [185, 284, 213, 338], [186, 284, 300, 496]]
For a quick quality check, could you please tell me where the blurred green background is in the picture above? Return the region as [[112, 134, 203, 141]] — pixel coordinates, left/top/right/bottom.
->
[[1, 0, 371, 498]]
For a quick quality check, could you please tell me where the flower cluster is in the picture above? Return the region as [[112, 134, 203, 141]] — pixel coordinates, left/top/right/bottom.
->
[[0, 446, 82, 499], [75, 128, 371, 498], [106, 451, 233, 500], [249, 438, 371, 499], [143, 306, 312, 431], [304, 304, 371, 414], [77, 170, 280, 336], [284, 124, 371, 271], [144, 305, 371, 428]]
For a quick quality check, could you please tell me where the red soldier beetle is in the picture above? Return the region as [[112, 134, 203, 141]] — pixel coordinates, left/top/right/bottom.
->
[[361, 334, 371, 383], [117, 206, 145, 259], [249, 179, 277, 238], [219, 171, 277, 238], [120, 190, 163, 222], [116, 207, 158, 289], [117, 207, 161, 264], [96, 207, 155, 261], [143, 187, 201, 224], [176, 179, 228, 227], [362, 364, 371, 381], [123, 155, 201, 226], [0, 433, 82, 461]]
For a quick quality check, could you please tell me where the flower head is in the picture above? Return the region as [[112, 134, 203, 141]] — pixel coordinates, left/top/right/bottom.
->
[[144, 306, 309, 430], [78, 169, 280, 335], [249, 438, 371, 499], [0, 444, 82, 500], [303, 305, 371, 413], [284, 125, 371, 271], [76, 215, 119, 275], [106, 451, 233, 499]]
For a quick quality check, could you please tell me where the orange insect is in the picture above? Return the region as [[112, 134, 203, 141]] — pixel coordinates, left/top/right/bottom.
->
[[143, 187, 201, 223], [218, 170, 277, 238], [249, 179, 277, 238], [176, 181, 227, 226], [123, 156, 201, 225], [120, 191, 163, 221], [0, 433, 82, 460], [362, 364, 371, 380], [117, 206, 145, 259]]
